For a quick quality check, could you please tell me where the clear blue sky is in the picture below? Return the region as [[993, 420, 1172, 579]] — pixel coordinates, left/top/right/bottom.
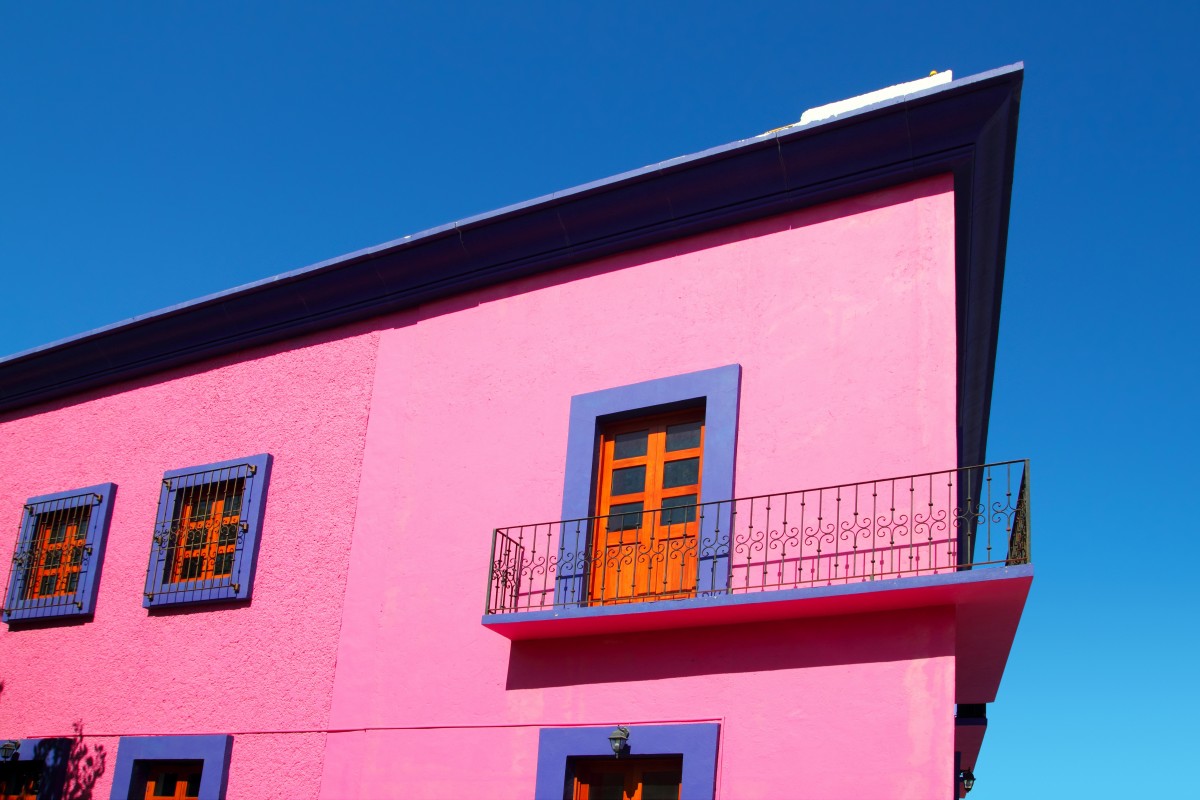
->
[[2, 3, 1197, 796]]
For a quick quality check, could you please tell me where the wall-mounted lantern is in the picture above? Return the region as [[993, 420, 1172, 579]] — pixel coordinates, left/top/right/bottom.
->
[[0, 740, 19, 761], [959, 769, 976, 794], [607, 726, 630, 758]]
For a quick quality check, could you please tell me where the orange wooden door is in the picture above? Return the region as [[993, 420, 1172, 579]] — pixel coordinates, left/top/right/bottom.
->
[[26, 507, 89, 599], [143, 762, 201, 800], [590, 411, 704, 604], [171, 482, 242, 583], [571, 757, 682, 800]]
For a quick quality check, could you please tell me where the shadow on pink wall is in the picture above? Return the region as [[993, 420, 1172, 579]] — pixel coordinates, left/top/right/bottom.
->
[[0, 680, 108, 800], [505, 606, 952, 690]]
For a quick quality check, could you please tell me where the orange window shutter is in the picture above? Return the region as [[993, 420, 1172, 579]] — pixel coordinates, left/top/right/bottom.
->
[[143, 763, 201, 800], [26, 507, 89, 599], [170, 481, 243, 583]]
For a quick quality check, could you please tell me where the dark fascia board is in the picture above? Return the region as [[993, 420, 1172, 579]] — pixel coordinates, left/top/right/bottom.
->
[[0, 64, 1023, 467]]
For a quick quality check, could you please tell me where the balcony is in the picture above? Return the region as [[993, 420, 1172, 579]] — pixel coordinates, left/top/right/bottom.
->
[[483, 460, 1032, 640]]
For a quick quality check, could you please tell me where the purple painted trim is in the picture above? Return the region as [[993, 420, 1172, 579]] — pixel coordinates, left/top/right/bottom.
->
[[142, 454, 271, 609], [490, 564, 1034, 628], [3, 483, 116, 625], [556, 365, 740, 604], [1, 738, 71, 800], [0, 66, 1023, 479], [534, 723, 719, 800], [110, 734, 232, 800]]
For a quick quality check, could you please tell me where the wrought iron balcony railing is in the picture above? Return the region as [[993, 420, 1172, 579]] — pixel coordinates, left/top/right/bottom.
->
[[485, 460, 1030, 615]]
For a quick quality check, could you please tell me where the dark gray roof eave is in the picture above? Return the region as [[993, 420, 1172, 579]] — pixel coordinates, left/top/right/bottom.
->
[[0, 63, 1025, 473]]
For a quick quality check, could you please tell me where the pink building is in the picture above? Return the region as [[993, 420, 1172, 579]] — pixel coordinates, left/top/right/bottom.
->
[[0, 65, 1030, 800]]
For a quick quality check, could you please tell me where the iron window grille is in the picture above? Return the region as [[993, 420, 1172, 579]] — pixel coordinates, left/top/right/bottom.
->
[[3, 483, 116, 624], [143, 454, 272, 609]]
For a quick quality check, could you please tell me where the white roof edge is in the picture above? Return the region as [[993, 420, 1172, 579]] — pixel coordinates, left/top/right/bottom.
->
[[798, 70, 954, 124]]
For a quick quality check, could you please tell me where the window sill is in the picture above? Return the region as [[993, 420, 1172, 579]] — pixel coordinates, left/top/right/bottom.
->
[[143, 582, 244, 609]]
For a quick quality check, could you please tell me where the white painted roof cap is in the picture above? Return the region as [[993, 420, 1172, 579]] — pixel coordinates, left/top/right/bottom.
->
[[798, 70, 954, 124]]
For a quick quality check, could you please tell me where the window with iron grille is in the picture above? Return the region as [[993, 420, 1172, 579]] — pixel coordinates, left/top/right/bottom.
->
[[143, 455, 271, 608], [3, 483, 116, 625]]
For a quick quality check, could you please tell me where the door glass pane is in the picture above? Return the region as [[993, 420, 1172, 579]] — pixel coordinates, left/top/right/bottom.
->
[[660, 494, 698, 525], [594, 772, 624, 800], [607, 501, 645, 531], [612, 430, 649, 460], [665, 420, 701, 451], [641, 770, 683, 800], [152, 773, 178, 797], [610, 465, 647, 496], [661, 458, 699, 489]]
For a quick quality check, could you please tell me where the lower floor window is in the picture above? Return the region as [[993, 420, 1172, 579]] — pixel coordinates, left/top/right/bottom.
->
[[569, 756, 682, 800], [111, 734, 231, 800], [143, 761, 202, 800], [535, 724, 717, 800], [0, 762, 40, 800]]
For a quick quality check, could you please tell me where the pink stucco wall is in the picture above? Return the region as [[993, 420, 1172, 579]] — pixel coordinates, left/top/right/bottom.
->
[[323, 609, 954, 799], [0, 174, 956, 798], [321, 175, 958, 797], [0, 326, 379, 799]]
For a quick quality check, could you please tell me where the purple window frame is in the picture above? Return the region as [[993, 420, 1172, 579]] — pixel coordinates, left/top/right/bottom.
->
[[143, 454, 271, 609], [2, 483, 116, 625], [534, 723, 720, 800], [0, 738, 71, 800], [556, 365, 741, 606], [110, 734, 232, 800]]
